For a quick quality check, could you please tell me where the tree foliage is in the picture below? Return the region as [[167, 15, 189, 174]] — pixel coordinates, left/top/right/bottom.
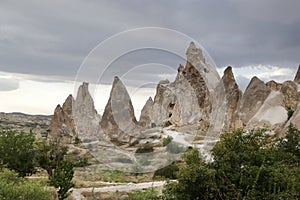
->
[[0, 129, 36, 177], [49, 161, 75, 200], [164, 127, 300, 200], [36, 139, 74, 200], [0, 168, 51, 200]]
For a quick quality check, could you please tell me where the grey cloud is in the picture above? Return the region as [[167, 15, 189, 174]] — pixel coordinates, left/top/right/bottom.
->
[[0, 0, 299, 85], [0, 78, 19, 91]]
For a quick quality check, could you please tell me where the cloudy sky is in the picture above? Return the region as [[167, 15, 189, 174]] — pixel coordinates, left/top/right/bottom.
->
[[0, 0, 300, 116]]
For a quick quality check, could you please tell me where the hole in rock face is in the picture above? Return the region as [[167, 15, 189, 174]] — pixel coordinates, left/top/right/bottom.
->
[[164, 121, 172, 127], [169, 103, 175, 109], [169, 113, 173, 118]]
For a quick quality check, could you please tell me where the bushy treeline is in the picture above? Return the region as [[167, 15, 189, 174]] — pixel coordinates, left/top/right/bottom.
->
[[0, 129, 76, 200], [131, 125, 300, 200]]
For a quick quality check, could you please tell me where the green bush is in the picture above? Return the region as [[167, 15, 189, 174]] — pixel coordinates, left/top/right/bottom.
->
[[163, 128, 300, 199], [163, 136, 173, 146], [0, 129, 36, 177], [136, 143, 154, 153], [0, 168, 51, 200], [153, 162, 179, 179]]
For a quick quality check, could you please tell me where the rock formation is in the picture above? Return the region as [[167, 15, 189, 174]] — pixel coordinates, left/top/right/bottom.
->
[[148, 42, 223, 134], [293, 64, 300, 84], [138, 97, 154, 128], [48, 103, 75, 143], [266, 80, 282, 91], [233, 76, 271, 127], [280, 81, 298, 110], [221, 66, 242, 130], [100, 76, 138, 144], [73, 82, 101, 141], [48, 82, 101, 142]]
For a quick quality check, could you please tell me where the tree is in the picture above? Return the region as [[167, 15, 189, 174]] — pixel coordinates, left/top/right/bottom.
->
[[0, 129, 36, 177], [36, 139, 74, 199], [35, 139, 68, 176], [163, 128, 300, 199], [163, 148, 218, 200], [49, 161, 75, 200]]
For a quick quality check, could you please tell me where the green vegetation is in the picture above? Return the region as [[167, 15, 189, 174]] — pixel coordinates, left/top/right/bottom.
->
[[49, 161, 75, 200], [163, 127, 300, 199], [0, 129, 75, 199], [36, 139, 75, 200], [163, 136, 173, 146], [0, 130, 36, 177], [136, 142, 154, 153], [0, 168, 51, 200], [153, 162, 179, 179], [126, 188, 161, 200]]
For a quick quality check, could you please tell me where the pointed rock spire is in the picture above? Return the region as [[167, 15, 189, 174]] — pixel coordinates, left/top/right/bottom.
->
[[48, 102, 75, 142], [222, 66, 242, 130], [100, 76, 138, 144], [138, 97, 154, 127], [293, 64, 300, 84], [62, 94, 74, 116]]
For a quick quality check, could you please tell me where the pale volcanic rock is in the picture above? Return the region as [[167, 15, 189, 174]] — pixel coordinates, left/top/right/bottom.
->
[[48, 104, 75, 143], [285, 103, 300, 131], [280, 81, 298, 110], [247, 91, 287, 129], [293, 64, 300, 84], [266, 80, 282, 91], [138, 97, 154, 128], [73, 82, 101, 141], [234, 76, 271, 126], [100, 76, 138, 144], [221, 66, 242, 130]]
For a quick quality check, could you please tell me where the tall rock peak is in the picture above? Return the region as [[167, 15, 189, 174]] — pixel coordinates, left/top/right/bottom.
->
[[62, 95, 74, 116], [100, 77, 138, 144], [186, 41, 206, 65], [222, 66, 242, 130], [293, 64, 300, 84]]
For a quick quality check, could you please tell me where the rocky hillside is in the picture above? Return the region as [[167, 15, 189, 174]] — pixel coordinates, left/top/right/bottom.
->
[[0, 112, 51, 137]]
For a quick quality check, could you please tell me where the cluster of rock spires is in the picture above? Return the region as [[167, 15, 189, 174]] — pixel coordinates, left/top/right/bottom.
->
[[48, 42, 300, 144]]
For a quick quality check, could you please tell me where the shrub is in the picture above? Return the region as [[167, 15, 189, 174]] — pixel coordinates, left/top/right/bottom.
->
[[153, 162, 179, 179], [0, 129, 36, 177], [0, 168, 51, 200], [136, 143, 154, 153], [163, 136, 173, 146]]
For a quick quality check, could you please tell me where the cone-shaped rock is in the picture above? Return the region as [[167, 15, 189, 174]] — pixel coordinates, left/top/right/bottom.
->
[[48, 103, 75, 143], [222, 66, 242, 130], [293, 64, 300, 84], [100, 76, 138, 144], [138, 97, 154, 128], [73, 82, 101, 141], [235, 76, 271, 126], [62, 94, 74, 116]]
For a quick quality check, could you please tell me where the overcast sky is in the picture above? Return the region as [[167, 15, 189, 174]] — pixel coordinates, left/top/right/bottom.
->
[[0, 0, 300, 115]]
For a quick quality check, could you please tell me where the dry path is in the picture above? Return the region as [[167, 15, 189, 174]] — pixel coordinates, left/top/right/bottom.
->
[[71, 181, 167, 200]]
